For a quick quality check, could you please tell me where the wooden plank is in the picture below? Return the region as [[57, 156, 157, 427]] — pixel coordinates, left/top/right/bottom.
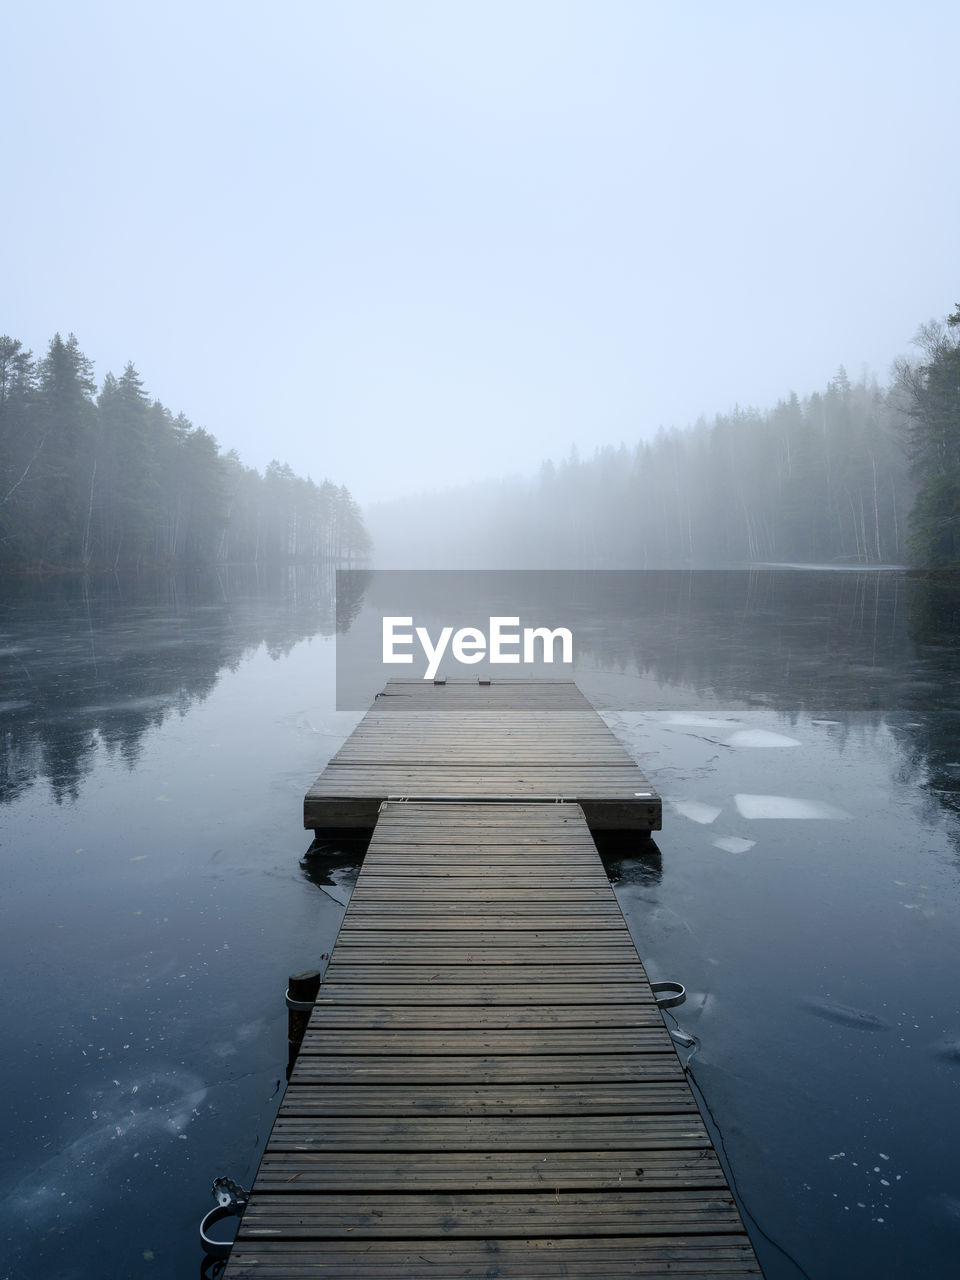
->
[[252, 1149, 727, 1190], [318, 948, 641, 966], [340, 910, 626, 923], [236, 1189, 748, 1237], [266, 1113, 710, 1149], [287, 1055, 684, 1084], [353, 874, 614, 887], [338, 913, 626, 928], [225, 1236, 762, 1277], [321, 964, 650, 983], [342, 898, 624, 911], [296, 1028, 677, 1054], [314, 982, 657, 1004], [335, 889, 625, 901], [296, 1003, 664, 1029], [337, 919, 627, 932], [358, 854, 602, 864], [276, 1083, 701, 1116]]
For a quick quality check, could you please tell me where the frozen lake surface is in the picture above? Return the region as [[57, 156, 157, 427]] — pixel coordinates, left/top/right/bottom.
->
[[1, 568, 959, 1278]]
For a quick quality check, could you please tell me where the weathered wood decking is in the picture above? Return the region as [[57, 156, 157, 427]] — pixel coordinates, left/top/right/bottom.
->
[[223, 682, 760, 1277], [304, 678, 662, 831]]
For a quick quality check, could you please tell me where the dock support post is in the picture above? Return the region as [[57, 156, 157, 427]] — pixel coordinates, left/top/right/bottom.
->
[[285, 968, 322, 1080]]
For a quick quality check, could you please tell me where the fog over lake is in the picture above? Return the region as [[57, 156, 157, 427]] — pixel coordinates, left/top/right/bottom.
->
[[4, 6, 959, 1275]]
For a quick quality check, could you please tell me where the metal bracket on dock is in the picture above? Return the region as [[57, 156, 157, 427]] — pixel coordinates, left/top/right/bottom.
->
[[285, 988, 318, 1012], [200, 1176, 248, 1259], [651, 981, 686, 1008]]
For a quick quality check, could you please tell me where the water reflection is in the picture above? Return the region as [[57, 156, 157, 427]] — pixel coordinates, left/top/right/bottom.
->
[[898, 574, 960, 847], [0, 566, 342, 805], [8, 568, 959, 853], [593, 831, 663, 887], [572, 569, 909, 716], [346, 567, 912, 711]]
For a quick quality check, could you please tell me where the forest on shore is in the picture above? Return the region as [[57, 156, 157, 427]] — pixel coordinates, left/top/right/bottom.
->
[[4, 304, 959, 573], [0, 332, 371, 572], [367, 304, 960, 569]]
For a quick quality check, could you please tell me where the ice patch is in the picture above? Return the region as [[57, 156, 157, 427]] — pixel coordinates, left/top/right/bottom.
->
[[802, 996, 891, 1030], [735, 794, 852, 820], [934, 1039, 960, 1064], [662, 712, 742, 728], [724, 730, 801, 748], [712, 836, 756, 853], [4, 1066, 208, 1223], [0, 699, 31, 713], [669, 799, 722, 825]]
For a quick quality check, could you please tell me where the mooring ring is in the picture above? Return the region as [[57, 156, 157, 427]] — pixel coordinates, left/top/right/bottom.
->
[[651, 980, 686, 1008], [200, 1203, 241, 1259], [285, 988, 317, 1012]]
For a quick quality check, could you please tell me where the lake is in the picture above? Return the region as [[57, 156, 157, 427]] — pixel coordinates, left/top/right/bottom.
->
[[1, 568, 958, 1279]]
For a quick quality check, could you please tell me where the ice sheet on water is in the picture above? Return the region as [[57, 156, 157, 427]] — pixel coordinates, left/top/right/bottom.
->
[[661, 712, 742, 728], [802, 997, 890, 1030], [668, 799, 722, 824], [724, 729, 801, 748], [735, 794, 852, 820], [4, 1066, 208, 1221], [712, 836, 757, 853], [934, 1039, 960, 1064]]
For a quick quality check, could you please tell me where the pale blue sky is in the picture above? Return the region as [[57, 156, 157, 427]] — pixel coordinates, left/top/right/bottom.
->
[[3, 1, 958, 503]]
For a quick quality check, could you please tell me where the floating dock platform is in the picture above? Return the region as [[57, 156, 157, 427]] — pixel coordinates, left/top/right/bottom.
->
[[304, 678, 661, 831], [223, 681, 760, 1277]]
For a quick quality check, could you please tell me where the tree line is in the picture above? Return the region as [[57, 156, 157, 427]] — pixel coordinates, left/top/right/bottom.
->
[[368, 302, 960, 569], [505, 366, 913, 567], [0, 331, 371, 571]]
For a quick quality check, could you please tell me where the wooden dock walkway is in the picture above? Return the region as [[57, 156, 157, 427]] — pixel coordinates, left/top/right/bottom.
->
[[223, 683, 761, 1277], [304, 678, 662, 831]]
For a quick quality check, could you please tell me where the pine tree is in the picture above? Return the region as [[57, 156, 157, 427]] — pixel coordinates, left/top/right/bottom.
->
[[34, 333, 97, 564], [0, 337, 39, 564], [896, 307, 960, 567]]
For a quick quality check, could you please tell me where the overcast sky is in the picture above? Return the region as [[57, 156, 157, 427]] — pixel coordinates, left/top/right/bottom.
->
[[3, 1, 958, 505]]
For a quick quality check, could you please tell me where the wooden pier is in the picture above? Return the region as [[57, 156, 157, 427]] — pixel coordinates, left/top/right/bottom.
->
[[224, 681, 761, 1278], [304, 678, 662, 831]]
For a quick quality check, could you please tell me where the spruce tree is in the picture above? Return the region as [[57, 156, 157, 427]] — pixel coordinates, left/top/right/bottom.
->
[[897, 308, 960, 567]]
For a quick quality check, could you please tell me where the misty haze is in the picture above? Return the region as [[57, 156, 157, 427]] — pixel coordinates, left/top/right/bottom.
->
[[2, 3, 959, 1278]]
